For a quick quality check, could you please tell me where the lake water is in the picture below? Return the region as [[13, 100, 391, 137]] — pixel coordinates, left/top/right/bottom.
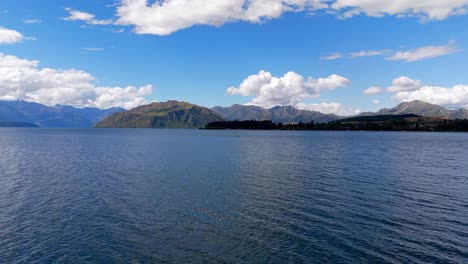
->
[[0, 129, 467, 263]]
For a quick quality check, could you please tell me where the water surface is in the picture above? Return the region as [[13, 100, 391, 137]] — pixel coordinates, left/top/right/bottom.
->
[[0, 129, 467, 263]]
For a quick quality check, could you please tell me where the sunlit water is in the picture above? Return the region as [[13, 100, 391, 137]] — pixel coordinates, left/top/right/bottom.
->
[[0, 129, 467, 263]]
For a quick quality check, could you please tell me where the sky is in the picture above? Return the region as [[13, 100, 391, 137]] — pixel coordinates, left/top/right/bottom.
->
[[1, 0, 468, 115]]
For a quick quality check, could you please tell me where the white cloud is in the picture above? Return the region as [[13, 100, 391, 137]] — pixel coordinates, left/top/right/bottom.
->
[[386, 76, 423, 92], [349, 50, 390, 58], [365, 76, 424, 95], [93, 85, 153, 109], [0, 53, 152, 109], [24, 19, 42, 24], [0, 27, 24, 44], [321, 53, 342, 60], [375, 76, 468, 109], [330, 0, 468, 21], [394, 85, 468, 109], [110, 28, 125, 33], [296, 102, 360, 116], [325, 42, 456, 62], [115, 0, 327, 35], [372, 99, 380, 105], [363, 86, 382, 95], [63, 1, 468, 35], [386, 42, 458, 62], [83, 47, 104, 52], [64, 8, 114, 25], [227, 70, 350, 108]]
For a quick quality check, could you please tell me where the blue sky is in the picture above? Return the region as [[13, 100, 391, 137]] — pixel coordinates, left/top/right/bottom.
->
[[1, 0, 468, 114]]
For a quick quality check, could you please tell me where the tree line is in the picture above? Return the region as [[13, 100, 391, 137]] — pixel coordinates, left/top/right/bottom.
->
[[204, 118, 468, 132]]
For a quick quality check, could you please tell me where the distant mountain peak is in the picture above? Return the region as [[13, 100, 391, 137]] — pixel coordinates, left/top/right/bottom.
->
[[371, 100, 468, 119], [0, 100, 124, 128], [212, 104, 340, 123], [397, 100, 436, 107]]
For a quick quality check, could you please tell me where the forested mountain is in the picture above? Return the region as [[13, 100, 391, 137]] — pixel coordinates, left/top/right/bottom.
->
[[95, 101, 224, 128], [212, 104, 341, 123], [2, 100, 467, 129]]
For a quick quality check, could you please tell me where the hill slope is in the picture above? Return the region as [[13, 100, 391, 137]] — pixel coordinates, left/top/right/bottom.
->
[[367, 101, 468, 119], [212, 104, 340, 123], [0, 100, 124, 128], [95, 101, 224, 128]]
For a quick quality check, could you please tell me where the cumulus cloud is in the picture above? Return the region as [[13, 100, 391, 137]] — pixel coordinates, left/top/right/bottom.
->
[[64, 1, 468, 35], [386, 76, 423, 92], [321, 53, 343, 60], [363, 76, 423, 95], [296, 102, 360, 116], [93, 85, 153, 109], [386, 42, 458, 62], [363, 86, 382, 95], [394, 85, 468, 109], [115, 0, 326, 35], [330, 0, 468, 21], [373, 76, 468, 109], [0, 27, 24, 44], [64, 8, 114, 25], [227, 70, 350, 109], [0, 53, 152, 109]]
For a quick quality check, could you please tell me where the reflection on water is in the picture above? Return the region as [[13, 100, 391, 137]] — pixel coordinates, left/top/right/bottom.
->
[[0, 129, 467, 263]]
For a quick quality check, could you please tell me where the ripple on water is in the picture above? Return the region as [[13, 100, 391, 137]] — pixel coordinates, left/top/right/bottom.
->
[[0, 129, 467, 263]]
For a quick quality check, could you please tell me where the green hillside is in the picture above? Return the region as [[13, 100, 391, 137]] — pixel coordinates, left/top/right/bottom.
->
[[95, 101, 224, 128]]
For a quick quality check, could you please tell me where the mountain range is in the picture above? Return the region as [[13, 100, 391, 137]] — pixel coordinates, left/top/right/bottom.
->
[[0, 100, 124, 128], [0, 121, 39, 128], [359, 100, 468, 119], [95, 100, 224, 128], [212, 104, 340, 123], [1, 99, 467, 128]]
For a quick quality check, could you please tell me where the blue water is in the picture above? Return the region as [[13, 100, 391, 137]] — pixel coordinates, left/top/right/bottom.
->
[[0, 129, 467, 263]]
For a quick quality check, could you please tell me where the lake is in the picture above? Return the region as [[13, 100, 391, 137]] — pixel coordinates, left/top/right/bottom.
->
[[0, 129, 467, 263]]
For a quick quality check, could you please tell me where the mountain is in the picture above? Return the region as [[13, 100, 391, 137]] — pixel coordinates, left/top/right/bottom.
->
[[95, 101, 224, 128], [0, 121, 39, 127], [367, 100, 468, 119], [212, 104, 340, 123], [0, 100, 124, 128]]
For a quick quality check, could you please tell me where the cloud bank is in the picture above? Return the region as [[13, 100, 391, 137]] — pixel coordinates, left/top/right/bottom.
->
[[115, 0, 326, 35], [330, 0, 468, 21], [65, 1, 468, 35], [365, 76, 468, 109], [0, 53, 152, 109], [296, 102, 361, 116]]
